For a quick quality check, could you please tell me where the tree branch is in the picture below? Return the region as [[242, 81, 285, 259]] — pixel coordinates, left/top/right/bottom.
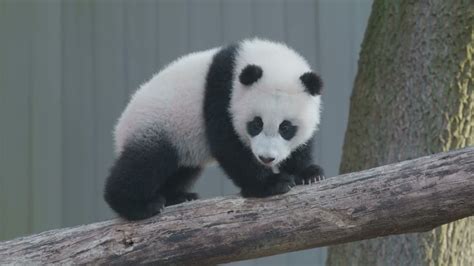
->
[[1, 147, 473, 265]]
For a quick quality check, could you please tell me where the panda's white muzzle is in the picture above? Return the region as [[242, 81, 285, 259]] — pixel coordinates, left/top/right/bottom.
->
[[250, 134, 290, 168]]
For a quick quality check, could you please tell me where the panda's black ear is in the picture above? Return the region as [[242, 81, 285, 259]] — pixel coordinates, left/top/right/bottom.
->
[[300, 72, 323, 96], [239, 64, 263, 86]]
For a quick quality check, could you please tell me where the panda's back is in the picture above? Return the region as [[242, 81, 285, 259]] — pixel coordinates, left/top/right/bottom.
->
[[114, 47, 220, 166]]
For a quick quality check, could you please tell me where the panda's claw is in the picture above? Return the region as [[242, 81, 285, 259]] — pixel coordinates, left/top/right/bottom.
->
[[290, 179, 296, 187], [183, 192, 199, 201], [296, 164, 325, 186]]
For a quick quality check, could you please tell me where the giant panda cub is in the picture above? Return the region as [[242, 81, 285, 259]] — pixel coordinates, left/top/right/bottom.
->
[[104, 38, 325, 220]]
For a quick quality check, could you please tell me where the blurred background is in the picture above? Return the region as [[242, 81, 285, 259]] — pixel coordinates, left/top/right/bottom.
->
[[0, 0, 372, 264]]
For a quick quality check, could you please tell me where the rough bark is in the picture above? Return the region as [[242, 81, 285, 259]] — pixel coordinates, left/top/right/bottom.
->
[[0, 148, 474, 265], [327, 0, 474, 265]]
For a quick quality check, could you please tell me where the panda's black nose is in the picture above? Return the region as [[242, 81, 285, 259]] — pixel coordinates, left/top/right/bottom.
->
[[258, 156, 275, 164]]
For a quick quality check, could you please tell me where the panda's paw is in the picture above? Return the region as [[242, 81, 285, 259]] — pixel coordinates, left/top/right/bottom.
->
[[295, 164, 325, 185], [240, 174, 295, 198], [145, 197, 166, 214], [118, 195, 165, 221], [266, 173, 296, 195], [165, 192, 199, 206]]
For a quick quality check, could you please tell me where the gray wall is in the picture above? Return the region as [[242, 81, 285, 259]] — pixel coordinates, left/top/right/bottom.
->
[[0, 0, 372, 264]]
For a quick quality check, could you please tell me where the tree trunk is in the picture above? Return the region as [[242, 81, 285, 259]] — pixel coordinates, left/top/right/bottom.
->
[[326, 0, 474, 265]]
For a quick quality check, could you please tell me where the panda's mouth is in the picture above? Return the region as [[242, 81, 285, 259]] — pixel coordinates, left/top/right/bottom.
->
[[258, 156, 275, 164], [250, 136, 284, 168], [255, 156, 278, 169]]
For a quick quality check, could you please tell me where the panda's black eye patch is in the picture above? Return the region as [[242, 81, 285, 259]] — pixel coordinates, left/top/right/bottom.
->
[[247, 116, 263, 137], [239, 64, 263, 86], [279, 120, 297, 140]]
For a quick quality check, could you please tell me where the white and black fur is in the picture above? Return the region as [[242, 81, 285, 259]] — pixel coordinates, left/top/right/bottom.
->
[[104, 39, 324, 220]]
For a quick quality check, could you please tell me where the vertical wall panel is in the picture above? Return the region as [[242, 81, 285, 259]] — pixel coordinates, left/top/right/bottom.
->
[[157, 0, 189, 69], [61, 0, 97, 226], [0, 1, 32, 240], [253, 0, 285, 40], [317, 0, 356, 178], [93, 0, 127, 221], [221, 0, 253, 42], [188, 0, 223, 199], [188, 0, 222, 50], [285, 0, 319, 70], [124, 0, 159, 94], [30, 0, 63, 234], [0, 0, 6, 240]]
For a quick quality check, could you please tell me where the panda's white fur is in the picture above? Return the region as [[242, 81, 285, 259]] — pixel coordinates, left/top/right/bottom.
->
[[114, 48, 219, 166], [114, 39, 321, 169]]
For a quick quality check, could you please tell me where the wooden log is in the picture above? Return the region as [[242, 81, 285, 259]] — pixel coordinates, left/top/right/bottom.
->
[[1, 147, 473, 265]]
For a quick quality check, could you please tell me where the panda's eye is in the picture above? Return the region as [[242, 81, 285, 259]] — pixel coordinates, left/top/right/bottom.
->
[[247, 116, 263, 137], [279, 120, 297, 140]]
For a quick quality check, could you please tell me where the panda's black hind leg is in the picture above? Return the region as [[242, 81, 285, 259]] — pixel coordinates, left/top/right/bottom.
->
[[104, 136, 179, 221], [161, 166, 202, 206]]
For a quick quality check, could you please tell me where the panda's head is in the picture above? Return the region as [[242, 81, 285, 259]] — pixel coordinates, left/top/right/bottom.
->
[[230, 39, 322, 168]]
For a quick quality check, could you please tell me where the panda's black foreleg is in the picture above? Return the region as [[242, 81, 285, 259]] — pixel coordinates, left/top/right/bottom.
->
[[104, 137, 179, 221], [239, 171, 297, 197], [280, 137, 325, 185], [161, 166, 202, 206], [210, 138, 296, 197]]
